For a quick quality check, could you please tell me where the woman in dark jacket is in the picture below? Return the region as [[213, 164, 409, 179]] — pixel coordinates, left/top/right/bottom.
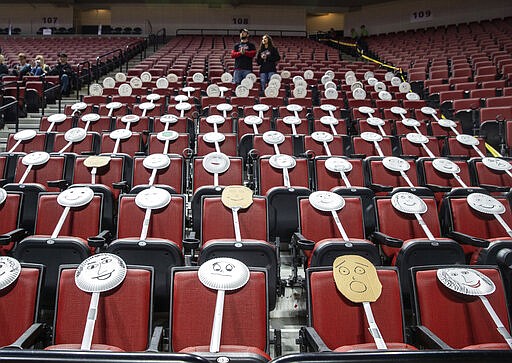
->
[[256, 34, 281, 91]]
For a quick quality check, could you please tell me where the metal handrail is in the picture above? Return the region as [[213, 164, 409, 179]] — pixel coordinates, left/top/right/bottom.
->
[[175, 28, 307, 37], [95, 48, 123, 82], [0, 97, 19, 131], [76, 60, 91, 99]]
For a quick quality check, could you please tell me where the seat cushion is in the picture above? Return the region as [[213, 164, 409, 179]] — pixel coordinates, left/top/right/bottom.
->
[[462, 343, 511, 350], [334, 342, 417, 352], [180, 345, 271, 360], [45, 343, 124, 351]]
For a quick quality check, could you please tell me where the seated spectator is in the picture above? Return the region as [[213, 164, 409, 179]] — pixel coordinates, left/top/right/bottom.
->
[[0, 54, 9, 79], [49, 52, 73, 96], [31, 54, 50, 76], [12, 53, 31, 79]]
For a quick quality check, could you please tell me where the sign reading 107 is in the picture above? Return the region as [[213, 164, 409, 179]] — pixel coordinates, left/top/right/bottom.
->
[[232, 17, 249, 25], [42, 17, 58, 25]]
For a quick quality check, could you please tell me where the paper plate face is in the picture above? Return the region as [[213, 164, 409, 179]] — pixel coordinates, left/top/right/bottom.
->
[[438, 119, 456, 128], [292, 75, 304, 84], [81, 112, 101, 122], [402, 118, 420, 127], [235, 85, 249, 97], [130, 77, 143, 89], [84, 155, 111, 168], [135, 186, 172, 209], [89, 83, 103, 96], [360, 131, 383, 142], [271, 73, 282, 81], [206, 84, 221, 97], [246, 73, 257, 83], [175, 102, 191, 111], [294, 79, 308, 89], [311, 131, 334, 143], [391, 77, 401, 86], [106, 101, 123, 110], [203, 132, 225, 144], [64, 127, 87, 143], [118, 84, 132, 96], [115, 72, 127, 82], [263, 130, 285, 145], [71, 102, 87, 111], [421, 106, 436, 116], [333, 255, 382, 303], [325, 70, 335, 80], [121, 114, 140, 124], [174, 95, 188, 103], [366, 117, 385, 126], [109, 128, 132, 140], [345, 70, 355, 79], [217, 103, 233, 112], [345, 74, 356, 86], [157, 130, 179, 141], [467, 192, 506, 215], [350, 81, 363, 92], [364, 71, 374, 81], [320, 115, 339, 126], [325, 157, 353, 173], [269, 154, 296, 170], [139, 102, 155, 112], [0, 256, 21, 291], [102, 77, 115, 89], [167, 73, 179, 83], [146, 93, 161, 102], [385, 72, 394, 82], [309, 190, 345, 212], [143, 153, 170, 170], [367, 77, 378, 86], [182, 86, 195, 94], [241, 78, 253, 89], [22, 151, 50, 166], [482, 157, 512, 171], [437, 268, 495, 296], [140, 71, 152, 83], [320, 104, 336, 112], [378, 91, 392, 101], [264, 86, 278, 97], [293, 86, 307, 98], [156, 77, 169, 89], [406, 132, 428, 144], [374, 82, 386, 92], [352, 88, 366, 100], [324, 81, 336, 90], [221, 72, 233, 83], [13, 129, 36, 141], [75, 253, 127, 293], [48, 113, 67, 124], [283, 116, 301, 125], [198, 257, 250, 291], [0, 188, 7, 205], [406, 92, 420, 100], [57, 186, 94, 207], [254, 104, 270, 112], [244, 115, 263, 125], [206, 115, 225, 125], [159, 114, 178, 124], [456, 134, 479, 146], [221, 185, 253, 209], [191, 72, 204, 83], [391, 192, 428, 214], [382, 156, 410, 172], [399, 82, 411, 93], [432, 158, 461, 174], [390, 106, 406, 115], [304, 70, 314, 79], [203, 152, 230, 174], [280, 70, 291, 79], [321, 75, 332, 85], [324, 88, 339, 99], [358, 106, 375, 115]]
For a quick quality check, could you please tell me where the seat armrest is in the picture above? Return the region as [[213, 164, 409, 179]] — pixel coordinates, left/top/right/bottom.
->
[[372, 231, 403, 248], [146, 325, 164, 352], [134, 151, 146, 157], [46, 179, 69, 190], [112, 180, 129, 192], [412, 325, 453, 350], [183, 237, 200, 251], [88, 230, 112, 248], [479, 183, 511, 193], [368, 182, 393, 192], [349, 153, 366, 159], [425, 183, 452, 192], [0, 228, 28, 245], [1, 323, 46, 350], [447, 231, 489, 247], [299, 327, 331, 352], [292, 232, 314, 251], [497, 248, 512, 268], [80, 151, 95, 156]]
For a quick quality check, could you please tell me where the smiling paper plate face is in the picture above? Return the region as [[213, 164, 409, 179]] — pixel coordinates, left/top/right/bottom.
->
[[75, 253, 127, 293], [437, 268, 495, 296], [466, 193, 506, 215], [391, 192, 427, 214], [221, 185, 253, 209], [0, 256, 21, 290]]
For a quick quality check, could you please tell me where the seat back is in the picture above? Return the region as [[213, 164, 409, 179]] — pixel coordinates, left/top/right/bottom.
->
[[257, 157, 309, 195], [52, 266, 153, 351], [0, 263, 43, 347], [314, 157, 365, 189], [132, 155, 184, 194], [412, 266, 510, 349], [192, 157, 243, 193], [0, 192, 23, 254], [307, 267, 405, 350], [170, 268, 268, 353], [14, 155, 67, 192]]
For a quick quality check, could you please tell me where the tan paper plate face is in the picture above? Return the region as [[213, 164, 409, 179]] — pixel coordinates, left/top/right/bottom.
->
[[84, 155, 111, 168], [333, 255, 382, 303], [221, 185, 253, 209]]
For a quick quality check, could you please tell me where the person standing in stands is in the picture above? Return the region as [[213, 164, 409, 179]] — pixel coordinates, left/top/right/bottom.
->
[[0, 55, 9, 79], [360, 24, 369, 37], [256, 34, 280, 92], [231, 28, 256, 85], [49, 52, 73, 96]]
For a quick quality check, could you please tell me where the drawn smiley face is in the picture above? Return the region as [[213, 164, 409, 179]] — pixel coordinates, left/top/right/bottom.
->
[[467, 193, 506, 215], [57, 187, 94, 208], [75, 253, 126, 293], [221, 185, 253, 209], [437, 268, 495, 296], [391, 192, 427, 214], [0, 256, 21, 290], [432, 158, 461, 174], [135, 187, 171, 210], [309, 191, 345, 212]]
